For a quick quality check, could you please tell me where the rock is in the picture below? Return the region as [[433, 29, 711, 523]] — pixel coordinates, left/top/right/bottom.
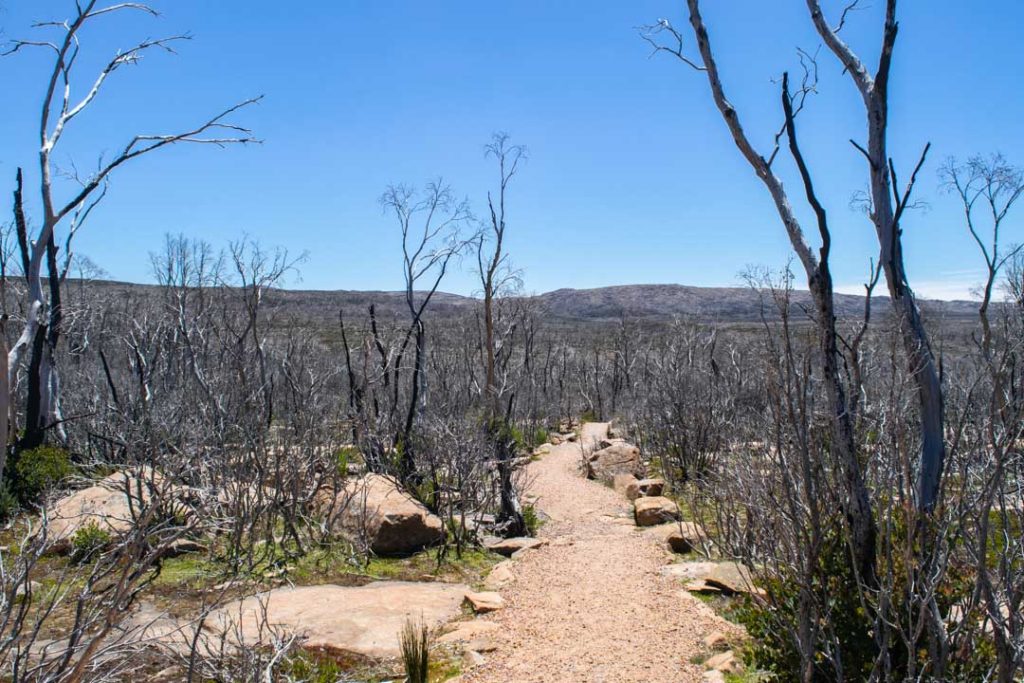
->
[[607, 424, 623, 439], [565, 432, 579, 443], [465, 638, 498, 653], [665, 522, 705, 553], [330, 473, 443, 556], [705, 650, 741, 674], [464, 591, 505, 613], [662, 561, 758, 595], [438, 621, 500, 644], [612, 473, 640, 498], [483, 561, 514, 590], [646, 521, 706, 553], [462, 649, 486, 668], [635, 478, 665, 498], [532, 444, 552, 457], [633, 496, 680, 526], [684, 580, 721, 593], [549, 434, 563, 446], [483, 536, 547, 557], [702, 671, 726, 683], [703, 631, 730, 650], [46, 470, 188, 552], [598, 438, 627, 450], [14, 580, 42, 599], [586, 442, 644, 485], [210, 582, 467, 659]]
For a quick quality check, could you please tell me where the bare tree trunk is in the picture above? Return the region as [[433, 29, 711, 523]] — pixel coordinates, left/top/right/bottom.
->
[[666, 1, 877, 581], [806, 0, 945, 514]]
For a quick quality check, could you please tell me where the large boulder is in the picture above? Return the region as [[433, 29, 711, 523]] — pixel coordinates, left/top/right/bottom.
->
[[331, 474, 443, 556], [586, 442, 644, 485], [46, 470, 190, 552], [209, 582, 467, 659], [633, 496, 680, 526]]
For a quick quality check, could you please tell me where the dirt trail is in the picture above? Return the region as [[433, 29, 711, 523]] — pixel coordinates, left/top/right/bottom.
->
[[463, 423, 736, 683]]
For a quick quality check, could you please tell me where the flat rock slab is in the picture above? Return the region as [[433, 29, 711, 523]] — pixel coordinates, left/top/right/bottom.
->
[[661, 561, 757, 595], [483, 536, 547, 557], [438, 620, 501, 644], [464, 591, 505, 613], [210, 581, 468, 659]]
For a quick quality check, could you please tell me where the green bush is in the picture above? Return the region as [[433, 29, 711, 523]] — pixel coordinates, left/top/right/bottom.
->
[[732, 526, 995, 682], [0, 482, 19, 520], [11, 445, 75, 505], [335, 445, 360, 476], [523, 504, 542, 536], [531, 427, 550, 447], [70, 521, 112, 563]]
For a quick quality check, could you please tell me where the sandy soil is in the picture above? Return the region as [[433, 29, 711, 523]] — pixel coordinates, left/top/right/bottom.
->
[[462, 423, 738, 683]]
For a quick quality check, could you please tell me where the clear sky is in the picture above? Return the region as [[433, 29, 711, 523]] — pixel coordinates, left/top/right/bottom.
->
[[1, 1, 1021, 299]]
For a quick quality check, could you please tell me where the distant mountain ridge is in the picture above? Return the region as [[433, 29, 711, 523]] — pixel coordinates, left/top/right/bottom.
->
[[78, 280, 979, 324]]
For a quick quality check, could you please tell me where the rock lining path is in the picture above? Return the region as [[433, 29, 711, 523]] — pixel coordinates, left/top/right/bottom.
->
[[463, 423, 740, 683]]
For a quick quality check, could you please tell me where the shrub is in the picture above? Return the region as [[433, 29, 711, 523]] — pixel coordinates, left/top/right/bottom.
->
[[0, 482, 18, 520], [11, 445, 75, 505], [400, 617, 430, 683], [70, 521, 112, 563], [335, 445, 360, 476], [523, 504, 542, 536], [531, 426, 550, 447]]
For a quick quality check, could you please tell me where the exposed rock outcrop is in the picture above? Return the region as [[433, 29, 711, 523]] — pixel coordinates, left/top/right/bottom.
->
[[586, 442, 644, 485], [329, 473, 444, 556], [210, 581, 467, 658]]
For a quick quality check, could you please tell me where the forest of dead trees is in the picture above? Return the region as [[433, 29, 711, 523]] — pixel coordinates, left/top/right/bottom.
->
[[0, 1, 1022, 682]]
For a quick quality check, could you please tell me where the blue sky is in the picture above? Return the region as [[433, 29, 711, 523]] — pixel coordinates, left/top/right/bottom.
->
[[1, 1, 1021, 299]]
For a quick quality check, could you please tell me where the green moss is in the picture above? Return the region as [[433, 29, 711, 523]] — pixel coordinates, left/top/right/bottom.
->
[[279, 649, 370, 682], [152, 552, 224, 588], [428, 654, 462, 682]]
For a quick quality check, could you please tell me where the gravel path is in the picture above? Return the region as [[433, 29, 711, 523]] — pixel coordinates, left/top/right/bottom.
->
[[462, 423, 738, 683]]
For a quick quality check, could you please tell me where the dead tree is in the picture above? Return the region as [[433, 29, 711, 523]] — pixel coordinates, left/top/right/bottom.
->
[[940, 154, 1024, 355], [643, 5, 877, 589], [805, 0, 945, 514], [4, 1, 259, 459], [476, 133, 527, 536], [379, 182, 471, 482]]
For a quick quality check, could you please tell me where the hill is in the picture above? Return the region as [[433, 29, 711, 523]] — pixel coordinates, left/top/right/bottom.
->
[[74, 280, 980, 324]]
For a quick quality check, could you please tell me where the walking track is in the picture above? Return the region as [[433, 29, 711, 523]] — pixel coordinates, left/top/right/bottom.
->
[[463, 423, 737, 683]]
